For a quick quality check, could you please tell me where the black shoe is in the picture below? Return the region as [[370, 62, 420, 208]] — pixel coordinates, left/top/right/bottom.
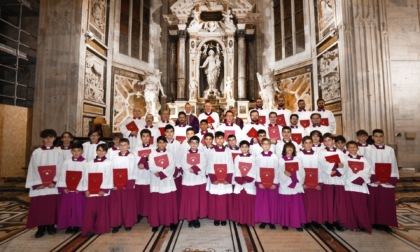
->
[[259, 223, 266, 229], [325, 222, 335, 231], [125, 227, 132, 231], [303, 223, 311, 229], [333, 222, 344, 231], [194, 220, 200, 228], [85, 232, 95, 237], [152, 227, 159, 232], [269, 224, 276, 229], [47, 225, 57, 235], [65, 227, 73, 234], [282, 226, 288, 230], [188, 221, 193, 228], [312, 222, 321, 228], [112, 226, 121, 233], [296, 228, 303, 232], [73, 227, 81, 233], [35, 226, 46, 238], [221, 221, 227, 226], [372, 224, 382, 230], [214, 220, 220, 226], [382, 225, 392, 233], [137, 215, 143, 223], [237, 223, 242, 226], [170, 223, 176, 231]]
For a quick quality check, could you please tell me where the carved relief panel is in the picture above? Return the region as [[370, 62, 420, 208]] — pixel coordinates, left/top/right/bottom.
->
[[318, 45, 340, 102], [316, 0, 336, 42], [89, 0, 107, 42], [84, 50, 106, 105]]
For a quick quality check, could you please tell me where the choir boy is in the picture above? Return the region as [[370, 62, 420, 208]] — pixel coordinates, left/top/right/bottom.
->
[[57, 142, 87, 234], [271, 97, 292, 127], [315, 98, 336, 134], [232, 140, 256, 226], [275, 126, 300, 157], [59, 132, 74, 162], [207, 131, 234, 226], [26, 129, 62, 238], [267, 111, 283, 144], [198, 102, 220, 130], [120, 106, 146, 148], [227, 135, 242, 162], [310, 130, 324, 151], [148, 136, 178, 232], [201, 132, 215, 158], [318, 133, 348, 231], [179, 136, 208, 228], [297, 136, 323, 227], [197, 119, 214, 146], [106, 133, 123, 160], [335, 135, 347, 155], [133, 129, 154, 222], [365, 129, 399, 233], [278, 142, 306, 231], [217, 110, 244, 143], [81, 144, 113, 237], [343, 141, 372, 233], [254, 138, 280, 229], [109, 138, 137, 233], [304, 113, 331, 137], [138, 114, 160, 146], [356, 130, 370, 156], [250, 130, 275, 156], [82, 130, 105, 162]]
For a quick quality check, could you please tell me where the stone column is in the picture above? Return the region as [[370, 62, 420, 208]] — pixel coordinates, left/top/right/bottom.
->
[[237, 29, 247, 100], [177, 29, 187, 100]]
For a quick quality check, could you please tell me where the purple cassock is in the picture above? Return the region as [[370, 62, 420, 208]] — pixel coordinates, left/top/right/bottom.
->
[[135, 184, 150, 217], [82, 196, 110, 236], [26, 194, 59, 229], [179, 184, 208, 221], [57, 190, 85, 229], [231, 189, 256, 226], [148, 192, 178, 227], [254, 182, 279, 224], [367, 180, 398, 227], [277, 194, 306, 228], [109, 180, 137, 228], [345, 191, 372, 232], [322, 184, 349, 226], [303, 188, 323, 224]]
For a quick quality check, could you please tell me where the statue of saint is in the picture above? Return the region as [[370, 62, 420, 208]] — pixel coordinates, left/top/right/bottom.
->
[[139, 69, 167, 117], [256, 70, 280, 110], [200, 48, 221, 97]]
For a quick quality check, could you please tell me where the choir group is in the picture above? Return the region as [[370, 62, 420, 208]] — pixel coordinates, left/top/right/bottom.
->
[[25, 98, 399, 239]]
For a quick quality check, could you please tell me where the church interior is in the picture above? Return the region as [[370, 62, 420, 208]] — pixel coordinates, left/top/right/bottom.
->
[[0, 0, 420, 251]]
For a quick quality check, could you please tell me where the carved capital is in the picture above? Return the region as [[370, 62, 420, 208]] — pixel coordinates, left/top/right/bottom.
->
[[237, 29, 246, 39], [178, 30, 187, 38]]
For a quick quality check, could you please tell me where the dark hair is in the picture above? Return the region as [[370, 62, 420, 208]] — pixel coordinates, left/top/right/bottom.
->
[[88, 130, 101, 137], [297, 99, 305, 103], [239, 140, 250, 147], [290, 114, 299, 120], [322, 133, 334, 140], [346, 140, 358, 149], [257, 129, 266, 135], [282, 142, 296, 156], [97, 143, 108, 152], [310, 113, 321, 119], [301, 136, 312, 144], [372, 129, 384, 136], [204, 132, 214, 139], [334, 135, 346, 143], [119, 138, 130, 144], [310, 130, 322, 138], [178, 111, 187, 117], [40, 129, 57, 138], [72, 141, 83, 150], [200, 119, 208, 124], [225, 110, 234, 116], [261, 138, 271, 144], [317, 98, 325, 103], [269, 111, 277, 117], [215, 131, 225, 138], [282, 126, 291, 132], [189, 136, 200, 143], [157, 136, 168, 143], [227, 134, 236, 140], [249, 109, 259, 116], [186, 127, 195, 134], [356, 129, 369, 137], [112, 132, 124, 139], [140, 129, 151, 137], [165, 124, 174, 131], [61, 132, 73, 139]]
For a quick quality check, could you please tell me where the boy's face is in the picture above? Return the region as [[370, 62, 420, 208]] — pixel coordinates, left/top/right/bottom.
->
[[157, 140, 167, 150], [347, 144, 358, 155], [96, 147, 107, 158], [282, 129, 291, 139], [240, 144, 249, 154], [71, 148, 83, 158], [323, 137, 334, 148], [311, 115, 321, 125], [335, 141, 345, 150], [357, 135, 368, 143], [141, 134, 151, 144], [225, 113, 233, 123], [303, 139, 313, 150], [186, 130, 195, 140], [204, 136, 213, 146], [200, 122, 209, 131], [285, 146, 294, 156], [189, 140, 199, 150], [312, 134, 320, 144], [119, 142, 129, 152], [257, 133, 266, 142], [165, 129, 174, 139], [372, 133, 384, 145], [269, 114, 277, 124], [215, 136, 224, 146], [89, 132, 100, 143], [62, 134, 72, 144], [113, 137, 120, 146], [43, 136, 56, 146], [262, 141, 271, 151], [227, 137, 237, 147]]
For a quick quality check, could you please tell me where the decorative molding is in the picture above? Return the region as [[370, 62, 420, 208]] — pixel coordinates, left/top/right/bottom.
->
[[84, 50, 106, 105]]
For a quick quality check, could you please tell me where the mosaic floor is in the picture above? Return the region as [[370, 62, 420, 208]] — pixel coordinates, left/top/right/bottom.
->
[[0, 200, 419, 252]]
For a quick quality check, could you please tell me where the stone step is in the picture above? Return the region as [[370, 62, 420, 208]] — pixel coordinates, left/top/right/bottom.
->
[[396, 181, 420, 192], [396, 191, 420, 204], [397, 172, 420, 182]]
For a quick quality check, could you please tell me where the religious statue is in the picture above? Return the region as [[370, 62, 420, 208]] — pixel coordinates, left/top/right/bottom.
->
[[225, 76, 234, 100], [256, 70, 279, 110], [189, 9, 202, 29], [222, 9, 235, 29], [189, 79, 199, 101], [200, 46, 222, 97], [139, 69, 167, 117]]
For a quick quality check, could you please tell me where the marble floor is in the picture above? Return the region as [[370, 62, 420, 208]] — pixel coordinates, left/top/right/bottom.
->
[[0, 201, 419, 252]]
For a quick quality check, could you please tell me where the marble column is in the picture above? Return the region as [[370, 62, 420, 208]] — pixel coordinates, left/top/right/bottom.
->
[[237, 29, 246, 100], [177, 30, 187, 100], [169, 36, 178, 101]]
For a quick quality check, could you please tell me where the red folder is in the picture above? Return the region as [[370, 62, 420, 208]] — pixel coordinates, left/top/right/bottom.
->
[[320, 118, 329, 127], [348, 161, 364, 174], [138, 149, 151, 158], [300, 120, 310, 128], [207, 116, 215, 124], [304, 168, 318, 189], [176, 135, 186, 144], [231, 152, 240, 161], [38, 165, 56, 187], [292, 133, 303, 144], [214, 164, 227, 183], [113, 168, 128, 189], [66, 170, 82, 191], [268, 126, 281, 141], [276, 114, 286, 126], [126, 121, 139, 132], [154, 154, 169, 168], [260, 167, 274, 188], [247, 127, 258, 138], [224, 130, 236, 142], [325, 154, 341, 164], [375, 163, 391, 183], [258, 116, 266, 125], [285, 162, 299, 173], [159, 127, 165, 136], [187, 153, 200, 166], [88, 173, 103, 194], [201, 137, 206, 146], [239, 162, 252, 177]]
